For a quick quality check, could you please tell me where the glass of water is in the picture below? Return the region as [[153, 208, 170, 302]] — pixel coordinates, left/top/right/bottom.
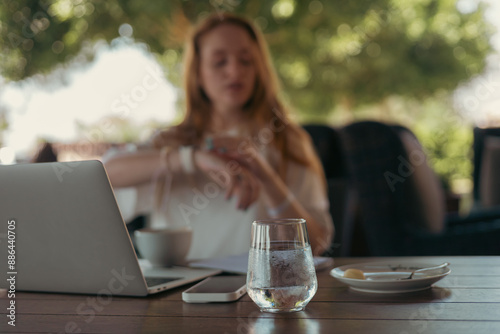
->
[[247, 218, 318, 313]]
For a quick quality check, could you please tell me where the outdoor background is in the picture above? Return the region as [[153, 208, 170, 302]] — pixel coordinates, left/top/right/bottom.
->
[[1, 0, 499, 207]]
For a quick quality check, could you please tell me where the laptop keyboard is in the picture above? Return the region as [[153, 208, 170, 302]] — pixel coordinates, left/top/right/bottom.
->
[[145, 277, 182, 287]]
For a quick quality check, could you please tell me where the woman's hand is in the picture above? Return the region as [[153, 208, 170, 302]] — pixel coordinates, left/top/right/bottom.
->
[[204, 135, 276, 182], [203, 135, 333, 255], [194, 149, 260, 211]]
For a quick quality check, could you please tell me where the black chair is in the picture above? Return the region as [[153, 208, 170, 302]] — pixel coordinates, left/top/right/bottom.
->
[[302, 124, 356, 257], [302, 124, 347, 180], [473, 127, 500, 208], [340, 121, 500, 256], [32, 142, 58, 163], [126, 215, 147, 257]]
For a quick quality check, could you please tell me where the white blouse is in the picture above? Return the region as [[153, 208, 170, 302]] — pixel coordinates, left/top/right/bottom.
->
[[109, 146, 332, 260]]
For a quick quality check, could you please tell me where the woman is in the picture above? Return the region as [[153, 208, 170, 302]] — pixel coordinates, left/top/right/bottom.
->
[[104, 12, 334, 259]]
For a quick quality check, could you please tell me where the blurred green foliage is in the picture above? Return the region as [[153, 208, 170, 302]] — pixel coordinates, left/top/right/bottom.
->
[[0, 0, 493, 113], [0, 0, 495, 188], [411, 95, 474, 191]]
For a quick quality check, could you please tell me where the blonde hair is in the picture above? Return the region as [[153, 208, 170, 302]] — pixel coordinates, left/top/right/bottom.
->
[[158, 12, 324, 180]]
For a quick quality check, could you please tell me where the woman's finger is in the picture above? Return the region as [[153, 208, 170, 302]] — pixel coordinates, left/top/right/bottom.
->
[[248, 173, 260, 205], [237, 171, 260, 210], [225, 174, 238, 200], [237, 176, 252, 210]]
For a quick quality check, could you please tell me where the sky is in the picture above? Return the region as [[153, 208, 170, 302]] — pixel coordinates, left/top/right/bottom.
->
[[0, 43, 178, 162], [453, 0, 500, 126], [1, 0, 500, 163]]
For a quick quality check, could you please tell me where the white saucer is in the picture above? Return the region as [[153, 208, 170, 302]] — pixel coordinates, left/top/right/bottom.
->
[[330, 262, 451, 293]]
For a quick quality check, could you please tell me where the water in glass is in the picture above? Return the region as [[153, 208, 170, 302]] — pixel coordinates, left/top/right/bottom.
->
[[246, 219, 318, 313]]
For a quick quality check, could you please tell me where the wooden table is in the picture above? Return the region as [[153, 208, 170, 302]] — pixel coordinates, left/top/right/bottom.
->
[[2, 256, 500, 333]]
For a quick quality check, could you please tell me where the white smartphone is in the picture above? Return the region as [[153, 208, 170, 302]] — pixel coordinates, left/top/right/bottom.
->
[[182, 276, 247, 303]]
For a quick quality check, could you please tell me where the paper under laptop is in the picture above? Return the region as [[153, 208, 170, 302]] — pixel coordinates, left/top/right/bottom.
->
[[0, 160, 220, 297]]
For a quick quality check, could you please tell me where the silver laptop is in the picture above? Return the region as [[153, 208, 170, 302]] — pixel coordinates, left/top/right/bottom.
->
[[0, 160, 220, 296]]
